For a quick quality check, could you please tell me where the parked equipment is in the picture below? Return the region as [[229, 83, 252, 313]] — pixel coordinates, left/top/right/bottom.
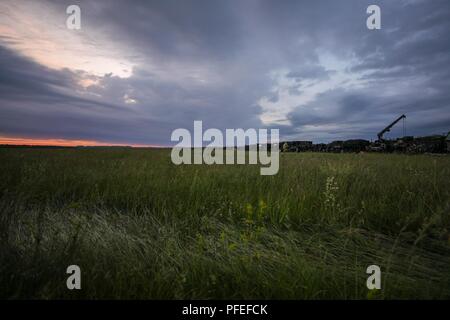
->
[[377, 114, 406, 141]]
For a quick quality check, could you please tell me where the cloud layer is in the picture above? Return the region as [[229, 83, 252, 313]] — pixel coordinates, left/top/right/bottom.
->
[[0, 0, 449, 145]]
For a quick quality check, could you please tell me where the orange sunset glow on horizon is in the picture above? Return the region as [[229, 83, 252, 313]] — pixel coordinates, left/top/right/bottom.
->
[[0, 136, 161, 148]]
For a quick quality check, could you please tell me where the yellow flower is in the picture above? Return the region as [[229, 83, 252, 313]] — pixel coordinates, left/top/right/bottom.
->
[[245, 203, 253, 219], [259, 199, 267, 212]]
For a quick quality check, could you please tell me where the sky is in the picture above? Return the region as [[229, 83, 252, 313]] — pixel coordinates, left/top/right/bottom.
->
[[0, 0, 449, 146]]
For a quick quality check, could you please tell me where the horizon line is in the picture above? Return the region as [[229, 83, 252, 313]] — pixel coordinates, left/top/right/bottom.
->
[[0, 136, 167, 148]]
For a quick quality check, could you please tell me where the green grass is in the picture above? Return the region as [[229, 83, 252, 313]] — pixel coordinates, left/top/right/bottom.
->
[[0, 148, 450, 299]]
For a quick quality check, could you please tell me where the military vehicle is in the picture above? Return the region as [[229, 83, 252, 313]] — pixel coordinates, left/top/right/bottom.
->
[[279, 115, 448, 154]]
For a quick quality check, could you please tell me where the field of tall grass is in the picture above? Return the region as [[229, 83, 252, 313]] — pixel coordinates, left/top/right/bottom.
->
[[0, 147, 449, 299]]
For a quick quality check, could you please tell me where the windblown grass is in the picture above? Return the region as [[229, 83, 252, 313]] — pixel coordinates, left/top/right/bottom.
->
[[0, 148, 449, 299]]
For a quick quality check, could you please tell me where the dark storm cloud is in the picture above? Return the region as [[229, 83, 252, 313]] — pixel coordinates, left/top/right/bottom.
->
[[0, 0, 449, 144], [286, 65, 334, 82], [0, 47, 123, 112], [268, 0, 450, 141], [0, 46, 166, 144]]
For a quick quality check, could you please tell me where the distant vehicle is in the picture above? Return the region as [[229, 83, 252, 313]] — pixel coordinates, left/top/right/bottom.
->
[[280, 115, 449, 154]]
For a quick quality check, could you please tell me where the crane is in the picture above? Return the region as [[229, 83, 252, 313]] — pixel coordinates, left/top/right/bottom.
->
[[377, 114, 406, 141]]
